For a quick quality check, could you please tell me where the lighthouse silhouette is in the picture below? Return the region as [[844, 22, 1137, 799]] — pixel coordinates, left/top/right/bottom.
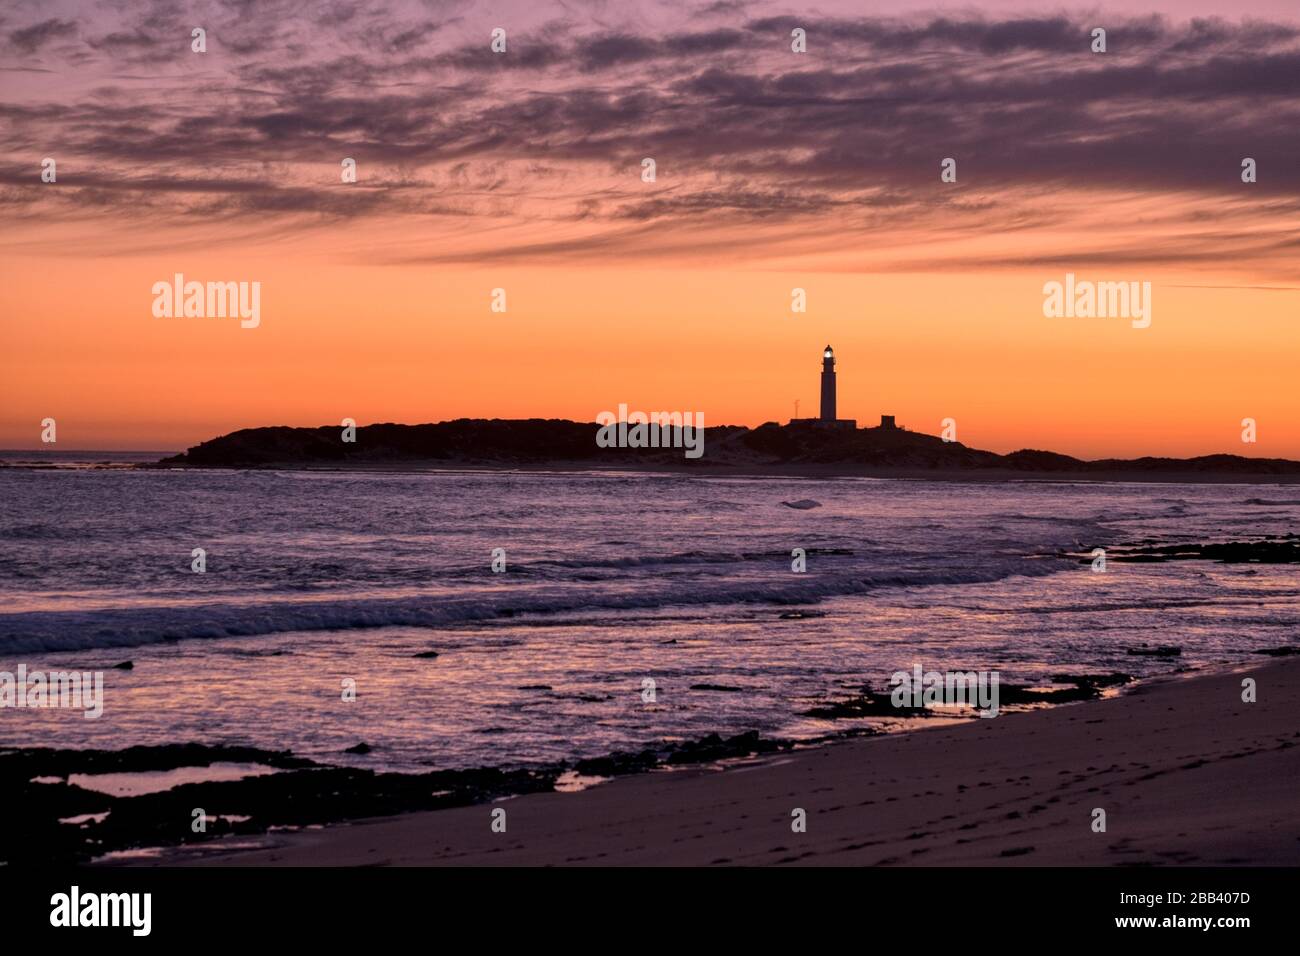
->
[[788, 345, 859, 428], [820, 345, 837, 421]]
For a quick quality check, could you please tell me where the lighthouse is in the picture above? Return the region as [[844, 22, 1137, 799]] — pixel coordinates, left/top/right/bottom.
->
[[788, 345, 857, 428], [819, 345, 837, 421]]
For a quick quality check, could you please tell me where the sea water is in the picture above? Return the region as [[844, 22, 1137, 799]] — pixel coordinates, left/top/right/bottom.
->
[[2, 461, 1297, 772]]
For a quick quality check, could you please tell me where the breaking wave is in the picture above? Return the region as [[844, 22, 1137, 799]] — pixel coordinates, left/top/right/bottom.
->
[[0, 555, 1067, 654]]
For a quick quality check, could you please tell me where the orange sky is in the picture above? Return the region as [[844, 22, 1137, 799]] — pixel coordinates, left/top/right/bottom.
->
[[3, 225, 1297, 458], [2, 1, 1298, 459]]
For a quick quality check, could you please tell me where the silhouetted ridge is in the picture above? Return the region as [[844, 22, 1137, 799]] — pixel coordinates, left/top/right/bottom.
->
[[157, 419, 1300, 476]]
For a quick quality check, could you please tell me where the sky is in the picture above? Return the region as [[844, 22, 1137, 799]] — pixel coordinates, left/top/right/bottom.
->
[[1, 0, 1298, 457]]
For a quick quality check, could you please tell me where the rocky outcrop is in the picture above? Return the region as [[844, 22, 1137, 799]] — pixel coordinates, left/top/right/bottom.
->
[[153, 418, 1300, 476]]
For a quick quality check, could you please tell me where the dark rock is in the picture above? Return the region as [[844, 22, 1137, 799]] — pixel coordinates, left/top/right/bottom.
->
[[805, 673, 1138, 718], [151, 420, 1300, 477], [574, 749, 661, 777], [1099, 539, 1300, 564], [802, 687, 929, 719], [1050, 672, 1134, 689], [0, 727, 809, 866], [0, 743, 558, 866], [665, 731, 789, 765]]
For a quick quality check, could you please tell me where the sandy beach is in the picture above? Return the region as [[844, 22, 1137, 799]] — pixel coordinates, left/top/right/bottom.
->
[[167, 658, 1300, 867]]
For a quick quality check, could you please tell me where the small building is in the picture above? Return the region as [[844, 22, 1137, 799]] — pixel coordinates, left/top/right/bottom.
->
[[880, 415, 896, 429]]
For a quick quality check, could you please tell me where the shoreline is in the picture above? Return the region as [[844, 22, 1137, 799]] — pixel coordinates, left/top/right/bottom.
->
[[10, 459, 1300, 484], [161, 463, 1300, 485], [142, 657, 1300, 867], [5, 447, 1300, 483]]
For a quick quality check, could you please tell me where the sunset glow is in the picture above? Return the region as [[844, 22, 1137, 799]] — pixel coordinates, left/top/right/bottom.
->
[[3, 0, 1298, 457]]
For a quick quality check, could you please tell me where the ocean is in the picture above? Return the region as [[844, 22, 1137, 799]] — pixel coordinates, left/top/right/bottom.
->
[[2, 460, 1298, 772]]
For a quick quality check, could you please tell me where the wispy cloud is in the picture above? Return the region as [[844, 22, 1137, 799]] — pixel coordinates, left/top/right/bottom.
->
[[3, 1, 1299, 277]]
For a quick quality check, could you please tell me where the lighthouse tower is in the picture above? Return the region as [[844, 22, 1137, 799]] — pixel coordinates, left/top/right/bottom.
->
[[819, 345, 837, 421], [788, 344, 856, 428]]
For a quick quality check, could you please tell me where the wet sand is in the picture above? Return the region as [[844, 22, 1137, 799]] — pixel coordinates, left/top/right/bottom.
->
[[170, 658, 1300, 866]]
